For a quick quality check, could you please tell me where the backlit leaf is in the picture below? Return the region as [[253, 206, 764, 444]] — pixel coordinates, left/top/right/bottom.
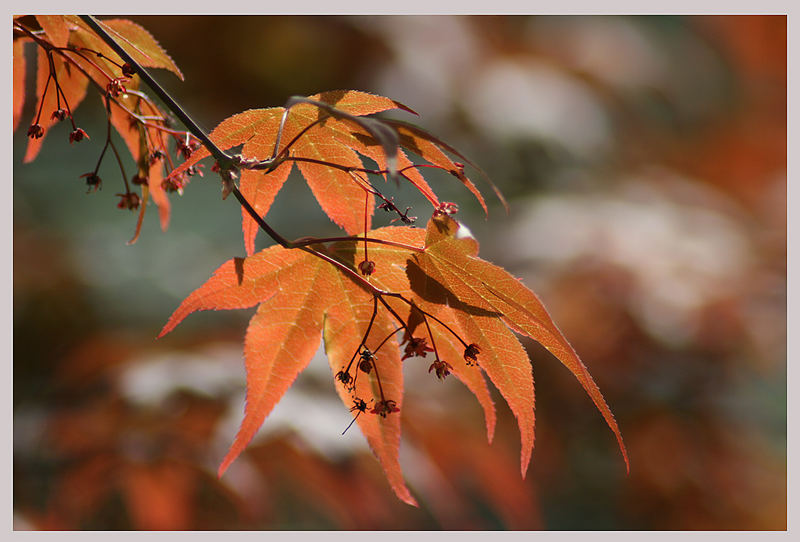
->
[[385, 120, 490, 215], [167, 91, 410, 245], [412, 215, 629, 474], [166, 90, 484, 249], [65, 16, 183, 79], [161, 216, 627, 504], [159, 237, 419, 504]]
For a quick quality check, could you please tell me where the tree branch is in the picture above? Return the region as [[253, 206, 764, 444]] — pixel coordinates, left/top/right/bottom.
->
[[78, 14, 420, 299], [78, 15, 234, 169]]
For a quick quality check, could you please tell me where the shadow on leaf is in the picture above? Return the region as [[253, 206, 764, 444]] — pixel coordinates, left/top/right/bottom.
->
[[406, 258, 499, 318]]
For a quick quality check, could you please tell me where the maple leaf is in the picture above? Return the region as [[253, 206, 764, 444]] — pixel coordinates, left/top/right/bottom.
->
[[379, 119, 491, 215], [39, 384, 230, 530], [408, 215, 629, 475], [160, 215, 627, 504], [64, 16, 183, 80], [168, 90, 421, 254], [167, 88, 505, 256], [158, 234, 419, 505], [336, 124, 441, 210]]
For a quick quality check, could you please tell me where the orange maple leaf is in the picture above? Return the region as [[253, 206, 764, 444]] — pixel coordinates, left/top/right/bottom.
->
[[159, 231, 418, 504], [409, 215, 629, 475], [167, 90, 497, 256], [169, 90, 420, 254], [160, 215, 628, 504], [64, 16, 183, 80]]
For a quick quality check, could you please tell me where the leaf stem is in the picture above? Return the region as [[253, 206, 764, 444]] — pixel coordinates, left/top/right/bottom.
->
[[345, 296, 379, 378], [363, 192, 370, 266], [421, 310, 441, 361], [370, 350, 388, 403], [101, 94, 133, 195], [372, 327, 403, 355], [417, 307, 470, 348], [290, 236, 424, 253], [375, 295, 411, 336], [33, 68, 53, 127]]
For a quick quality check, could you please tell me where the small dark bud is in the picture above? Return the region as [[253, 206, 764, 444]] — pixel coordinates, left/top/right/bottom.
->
[[402, 337, 434, 360], [51, 109, 68, 122], [335, 370, 353, 387], [450, 162, 468, 181], [121, 63, 135, 78], [79, 172, 102, 192], [358, 348, 375, 373], [358, 358, 373, 374], [115, 192, 140, 210], [371, 399, 399, 418], [162, 173, 188, 194], [150, 149, 167, 165], [219, 169, 237, 200], [350, 398, 368, 413], [131, 174, 148, 186], [176, 137, 199, 160], [428, 359, 453, 380], [464, 343, 480, 365], [27, 124, 44, 139], [69, 128, 89, 144], [399, 208, 417, 224], [358, 260, 375, 276]]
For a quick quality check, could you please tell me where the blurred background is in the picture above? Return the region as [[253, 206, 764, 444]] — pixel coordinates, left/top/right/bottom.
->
[[13, 15, 786, 529]]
